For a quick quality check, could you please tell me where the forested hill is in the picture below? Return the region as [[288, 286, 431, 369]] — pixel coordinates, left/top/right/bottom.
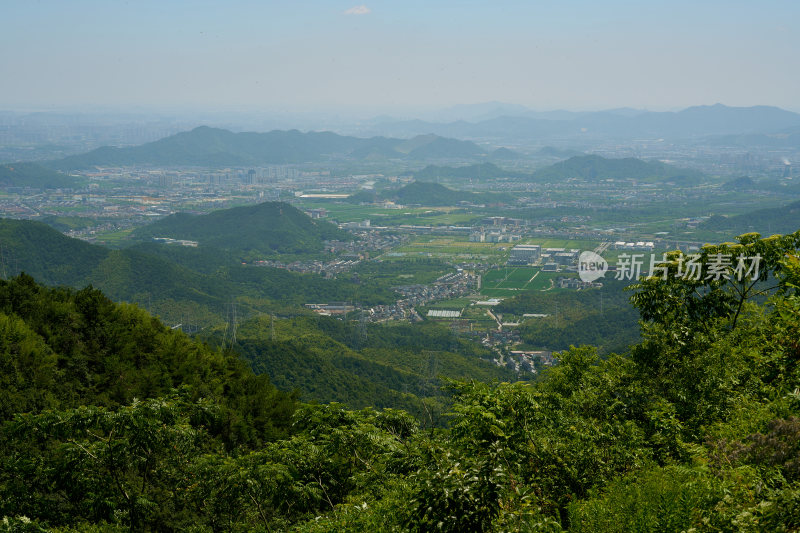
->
[[0, 274, 298, 443], [130, 201, 349, 256], [3, 231, 800, 531], [532, 154, 704, 182], [414, 161, 529, 180], [0, 218, 109, 285], [0, 162, 82, 189], [47, 126, 487, 169], [0, 217, 396, 326], [700, 199, 800, 236], [410, 155, 702, 183], [222, 314, 514, 412], [392, 181, 480, 205]]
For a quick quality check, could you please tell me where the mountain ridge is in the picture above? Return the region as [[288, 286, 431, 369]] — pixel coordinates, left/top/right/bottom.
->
[[46, 127, 489, 169], [362, 104, 800, 141]]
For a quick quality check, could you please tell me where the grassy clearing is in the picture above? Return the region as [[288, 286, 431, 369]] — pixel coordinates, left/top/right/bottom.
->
[[91, 228, 135, 246], [481, 268, 572, 295]]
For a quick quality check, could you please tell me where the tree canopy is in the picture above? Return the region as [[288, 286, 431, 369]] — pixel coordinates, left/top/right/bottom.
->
[[2, 231, 800, 531]]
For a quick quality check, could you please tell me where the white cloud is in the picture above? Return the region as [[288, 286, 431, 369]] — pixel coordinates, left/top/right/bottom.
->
[[343, 5, 371, 15]]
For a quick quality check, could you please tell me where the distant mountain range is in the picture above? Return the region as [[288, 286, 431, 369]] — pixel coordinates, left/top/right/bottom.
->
[[28, 104, 800, 172], [47, 127, 488, 169], [359, 104, 800, 142], [130, 201, 348, 256]]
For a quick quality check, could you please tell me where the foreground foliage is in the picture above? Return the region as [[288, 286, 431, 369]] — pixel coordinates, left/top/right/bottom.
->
[[1, 230, 800, 531]]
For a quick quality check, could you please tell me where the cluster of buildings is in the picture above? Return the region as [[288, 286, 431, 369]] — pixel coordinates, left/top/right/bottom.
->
[[507, 244, 542, 265], [468, 216, 527, 243], [469, 230, 522, 243], [542, 248, 581, 267], [393, 271, 479, 309], [304, 303, 355, 316], [612, 241, 655, 251], [556, 277, 603, 289], [505, 350, 556, 374], [323, 234, 408, 257], [152, 237, 198, 247], [248, 258, 360, 278], [507, 244, 580, 269], [366, 271, 479, 322]]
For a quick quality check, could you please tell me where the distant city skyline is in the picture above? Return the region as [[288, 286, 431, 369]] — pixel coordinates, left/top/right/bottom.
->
[[2, 0, 799, 113]]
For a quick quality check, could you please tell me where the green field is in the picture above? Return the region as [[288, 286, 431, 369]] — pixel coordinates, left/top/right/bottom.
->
[[91, 228, 135, 247], [481, 267, 572, 295]]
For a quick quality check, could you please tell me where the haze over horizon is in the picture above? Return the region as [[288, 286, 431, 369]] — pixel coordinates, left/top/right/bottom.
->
[[3, 0, 799, 114]]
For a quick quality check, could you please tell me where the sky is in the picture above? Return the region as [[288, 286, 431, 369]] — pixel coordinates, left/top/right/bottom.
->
[[2, 0, 799, 114]]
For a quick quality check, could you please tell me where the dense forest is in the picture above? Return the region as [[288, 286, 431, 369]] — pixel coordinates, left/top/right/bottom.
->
[[495, 279, 641, 354], [217, 315, 513, 416], [2, 231, 800, 531], [700, 199, 800, 236]]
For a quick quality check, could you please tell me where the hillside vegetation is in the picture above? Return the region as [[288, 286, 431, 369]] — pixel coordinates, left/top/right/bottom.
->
[[2, 231, 800, 531], [701, 199, 800, 236], [219, 314, 513, 415], [0, 162, 82, 189], [0, 218, 396, 327]]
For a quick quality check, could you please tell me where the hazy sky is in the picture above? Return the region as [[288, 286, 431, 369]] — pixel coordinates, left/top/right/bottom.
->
[[2, 0, 799, 113]]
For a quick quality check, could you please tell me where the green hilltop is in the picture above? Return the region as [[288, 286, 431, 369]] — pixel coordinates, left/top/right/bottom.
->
[[701, 199, 800, 236], [0, 162, 83, 189], [0, 274, 297, 445], [130, 201, 349, 257], [0, 218, 394, 325], [414, 161, 529, 180], [392, 181, 481, 206], [392, 133, 486, 159], [532, 154, 704, 182]]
